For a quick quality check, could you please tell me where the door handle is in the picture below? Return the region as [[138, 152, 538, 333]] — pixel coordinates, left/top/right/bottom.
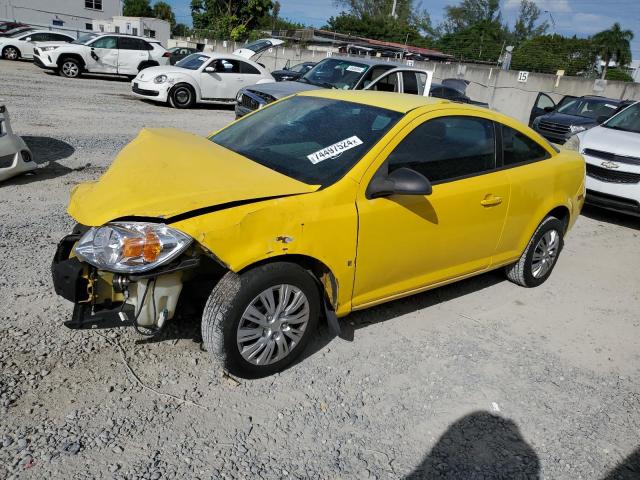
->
[[480, 195, 503, 207]]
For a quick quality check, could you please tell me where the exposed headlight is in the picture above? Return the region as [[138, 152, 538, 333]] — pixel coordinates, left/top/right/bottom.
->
[[74, 222, 192, 273], [564, 134, 581, 152], [569, 125, 587, 134], [236, 91, 243, 101], [41, 46, 59, 52], [154, 75, 168, 84]]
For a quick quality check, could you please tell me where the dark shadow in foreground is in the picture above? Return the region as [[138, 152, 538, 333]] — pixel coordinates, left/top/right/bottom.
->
[[4, 136, 76, 185], [405, 411, 540, 480], [602, 447, 640, 480]]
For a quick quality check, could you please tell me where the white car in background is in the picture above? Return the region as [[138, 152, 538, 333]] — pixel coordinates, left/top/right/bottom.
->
[[0, 29, 75, 60], [33, 33, 170, 79], [131, 52, 274, 108], [0, 104, 35, 183], [566, 101, 640, 216], [232, 38, 284, 59]]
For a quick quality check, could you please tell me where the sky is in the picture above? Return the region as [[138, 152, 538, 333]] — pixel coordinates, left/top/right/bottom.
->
[[166, 0, 640, 59]]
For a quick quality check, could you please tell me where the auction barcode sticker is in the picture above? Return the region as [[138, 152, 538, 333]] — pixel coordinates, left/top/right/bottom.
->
[[307, 136, 363, 164]]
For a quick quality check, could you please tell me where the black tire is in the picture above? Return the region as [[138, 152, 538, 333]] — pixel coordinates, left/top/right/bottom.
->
[[505, 216, 565, 288], [2, 46, 20, 60], [202, 262, 321, 378], [58, 58, 81, 78], [168, 83, 195, 109]]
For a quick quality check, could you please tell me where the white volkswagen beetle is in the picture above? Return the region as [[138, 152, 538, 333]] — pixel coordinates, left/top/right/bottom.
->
[[0, 104, 35, 183], [131, 52, 274, 108]]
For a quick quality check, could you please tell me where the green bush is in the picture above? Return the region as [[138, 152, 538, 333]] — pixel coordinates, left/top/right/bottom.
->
[[605, 69, 634, 82]]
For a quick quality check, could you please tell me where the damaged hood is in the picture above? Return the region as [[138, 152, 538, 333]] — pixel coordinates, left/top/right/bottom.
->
[[68, 128, 319, 226], [246, 80, 322, 99]]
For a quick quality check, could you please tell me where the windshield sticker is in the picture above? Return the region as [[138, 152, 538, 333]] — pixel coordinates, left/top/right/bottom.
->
[[346, 65, 366, 73], [198, 56, 208, 61], [307, 136, 363, 164]]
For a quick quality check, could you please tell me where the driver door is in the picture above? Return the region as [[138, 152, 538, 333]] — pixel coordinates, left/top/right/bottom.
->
[[199, 58, 246, 101], [365, 68, 433, 96], [87, 36, 119, 73], [352, 111, 510, 308]]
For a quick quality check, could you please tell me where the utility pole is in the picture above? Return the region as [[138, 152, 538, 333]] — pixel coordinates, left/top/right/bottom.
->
[[391, 0, 397, 18]]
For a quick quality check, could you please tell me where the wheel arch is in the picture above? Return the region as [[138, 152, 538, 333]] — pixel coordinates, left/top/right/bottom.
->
[[2, 44, 21, 57], [137, 60, 159, 71], [546, 205, 571, 233], [57, 53, 86, 69], [169, 80, 200, 101]]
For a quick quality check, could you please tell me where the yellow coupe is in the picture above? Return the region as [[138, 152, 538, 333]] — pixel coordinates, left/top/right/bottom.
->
[[52, 90, 585, 377]]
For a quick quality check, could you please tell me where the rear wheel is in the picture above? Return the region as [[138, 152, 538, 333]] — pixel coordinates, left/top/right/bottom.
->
[[505, 216, 564, 287], [168, 84, 195, 109], [201, 262, 321, 378], [59, 58, 81, 78], [2, 46, 20, 60]]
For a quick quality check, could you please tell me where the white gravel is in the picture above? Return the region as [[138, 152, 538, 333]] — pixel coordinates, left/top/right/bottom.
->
[[1, 60, 639, 479]]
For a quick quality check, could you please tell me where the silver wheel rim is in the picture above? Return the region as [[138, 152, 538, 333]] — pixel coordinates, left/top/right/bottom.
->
[[62, 62, 78, 77], [237, 284, 310, 366], [531, 229, 560, 278], [6, 48, 17, 60], [175, 88, 190, 105]]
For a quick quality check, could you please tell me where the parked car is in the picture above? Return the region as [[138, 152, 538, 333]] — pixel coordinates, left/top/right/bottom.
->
[[0, 29, 75, 60], [167, 46, 198, 65], [271, 61, 316, 81], [51, 90, 585, 377], [564, 101, 640, 216], [131, 52, 274, 108], [0, 22, 29, 36], [235, 56, 429, 117], [233, 38, 284, 60], [0, 104, 35, 182], [430, 79, 488, 107], [529, 94, 632, 144], [33, 33, 170, 79]]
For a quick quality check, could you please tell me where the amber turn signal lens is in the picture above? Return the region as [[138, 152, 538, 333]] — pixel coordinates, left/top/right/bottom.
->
[[122, 238, 143, 258], [122, 230, 162, 262]]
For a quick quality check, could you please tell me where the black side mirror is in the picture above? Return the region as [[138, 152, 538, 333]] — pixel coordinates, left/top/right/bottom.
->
[[596, 115, 609, 124], [367, 167, 432, 199], [543, 106, 555, 113]]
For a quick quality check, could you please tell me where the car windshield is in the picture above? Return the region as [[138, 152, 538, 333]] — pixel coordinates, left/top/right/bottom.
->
[[602, 102, 640, 134], [176, 53, 209, 70], [72, 33, 97, 44], [298, 59, 370, 90], [210, 96, 403, 186], [556, 98, 619, 120]]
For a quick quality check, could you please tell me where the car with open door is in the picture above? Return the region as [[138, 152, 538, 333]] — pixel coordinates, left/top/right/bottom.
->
[[429, 79, 488, 107], [529, 93, 632, 144], [51, 90, 585, 378], [32, 33, 170, 79], [131, 52, 274, 108], [0, 29, 75, 60]]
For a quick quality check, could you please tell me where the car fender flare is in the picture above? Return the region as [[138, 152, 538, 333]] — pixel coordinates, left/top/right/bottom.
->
[[518, 198, 572, 253], [169, 77, 201, 101], [57, 53, 86, 69]]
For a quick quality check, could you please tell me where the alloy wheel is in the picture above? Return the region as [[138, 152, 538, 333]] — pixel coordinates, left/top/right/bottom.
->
[[174, 88, 191, 106], [4, 47, 18, 60], [236, 284, 310, 366], [62, 61, 79, 77], [531, 229, 560, 278]]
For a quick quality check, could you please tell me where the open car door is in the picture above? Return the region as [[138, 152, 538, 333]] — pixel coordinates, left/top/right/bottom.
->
[[529, 93, 578, 126], [364, 68, 433, 97]]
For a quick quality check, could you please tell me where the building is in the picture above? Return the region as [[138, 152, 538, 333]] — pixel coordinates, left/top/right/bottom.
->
[[0, 0, 122, 34], [93, 16, 170, 46]]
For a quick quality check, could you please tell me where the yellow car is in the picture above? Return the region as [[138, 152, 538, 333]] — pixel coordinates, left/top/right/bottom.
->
[[52, 90, 585, 377]]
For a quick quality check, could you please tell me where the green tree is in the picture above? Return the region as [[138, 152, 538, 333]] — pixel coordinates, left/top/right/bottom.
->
[[123, 0, 153, 17], [172, 23, 191, 37], [442, 0, 501, 34], [605, 69, 634, 82], [593, 22, 634, 79], [436, 19, 507, 62], [512, 0, 548, 45], [191, 0, 273, 40], [511, 35, 597, 76], [153, 1, 176, 28]]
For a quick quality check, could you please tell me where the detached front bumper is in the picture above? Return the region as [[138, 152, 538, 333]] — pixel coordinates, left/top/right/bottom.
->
[[131, 80, 170, 103], [51, 230, 197, 330]]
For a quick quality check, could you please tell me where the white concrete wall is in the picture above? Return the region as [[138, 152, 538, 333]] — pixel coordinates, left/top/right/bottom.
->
[[0, 0, 121, 31], [93, 16, 170, 46]]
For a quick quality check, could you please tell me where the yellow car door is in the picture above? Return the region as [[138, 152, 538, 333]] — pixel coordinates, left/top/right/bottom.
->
[[352, 110, 511, 309]]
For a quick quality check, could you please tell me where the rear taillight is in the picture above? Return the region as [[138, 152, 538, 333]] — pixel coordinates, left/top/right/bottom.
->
[[162, 52, 172, 57]]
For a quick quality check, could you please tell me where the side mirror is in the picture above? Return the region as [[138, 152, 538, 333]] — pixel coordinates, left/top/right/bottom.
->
[[204, 66, 215, 73], [367, 167, 432, 199], [543, 106, 555, 113], [596, 115, 609, 124]]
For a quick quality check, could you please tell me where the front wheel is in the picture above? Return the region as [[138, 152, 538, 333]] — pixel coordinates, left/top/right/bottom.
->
[[168, 84, 195, 108], [202, 262, 321, 378], [2, 46, 20, 60], [505, 216, 565, 288], [59, 59, 81, 78]]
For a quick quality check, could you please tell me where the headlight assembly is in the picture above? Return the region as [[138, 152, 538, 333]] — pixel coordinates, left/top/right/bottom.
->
[[74, 222, 192, 273], [236, 91, 243, 102], [41, 46, 59, 52], [563, 134, 581, 152], [569, 125, 587, 134], [154, 75, 168, 84]]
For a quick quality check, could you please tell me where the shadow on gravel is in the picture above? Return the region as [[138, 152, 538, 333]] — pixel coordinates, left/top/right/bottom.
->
[[4, 136, 76, 185], [405, 411, 540, 479], [581, 204, 640, 230], [44, 70, 131, 82], [602, 447, 640, 480]]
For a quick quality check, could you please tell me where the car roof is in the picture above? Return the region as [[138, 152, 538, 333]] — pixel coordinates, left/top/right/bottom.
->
[[194, 51, 265, 65], [323, 55, 406, 68], [298, 89, 449, 113], [16, 29, 70, 36], [579, 95, 622, 103], [92, 33, 160, 42]]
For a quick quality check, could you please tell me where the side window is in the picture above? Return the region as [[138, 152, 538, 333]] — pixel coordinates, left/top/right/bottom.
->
[[118, 37, 147, 50], [360, 65, 393, 88], [28, 33, 49, 42], [239, 61, 260, 74], [402, 72, 419, 95], [501, 125, 550, 166], [388, 116, 496, 183], [51, 33, 73, 42], [91, 36, 117, 49], [212, 59, 239, 73], [369, 72, 399, 93]]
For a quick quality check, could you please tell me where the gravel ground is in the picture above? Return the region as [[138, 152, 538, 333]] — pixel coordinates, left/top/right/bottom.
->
[[1, 60, 639, 480]]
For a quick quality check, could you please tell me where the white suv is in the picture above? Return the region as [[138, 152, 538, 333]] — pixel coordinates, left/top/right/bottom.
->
[[33, 33, 170, 79]]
